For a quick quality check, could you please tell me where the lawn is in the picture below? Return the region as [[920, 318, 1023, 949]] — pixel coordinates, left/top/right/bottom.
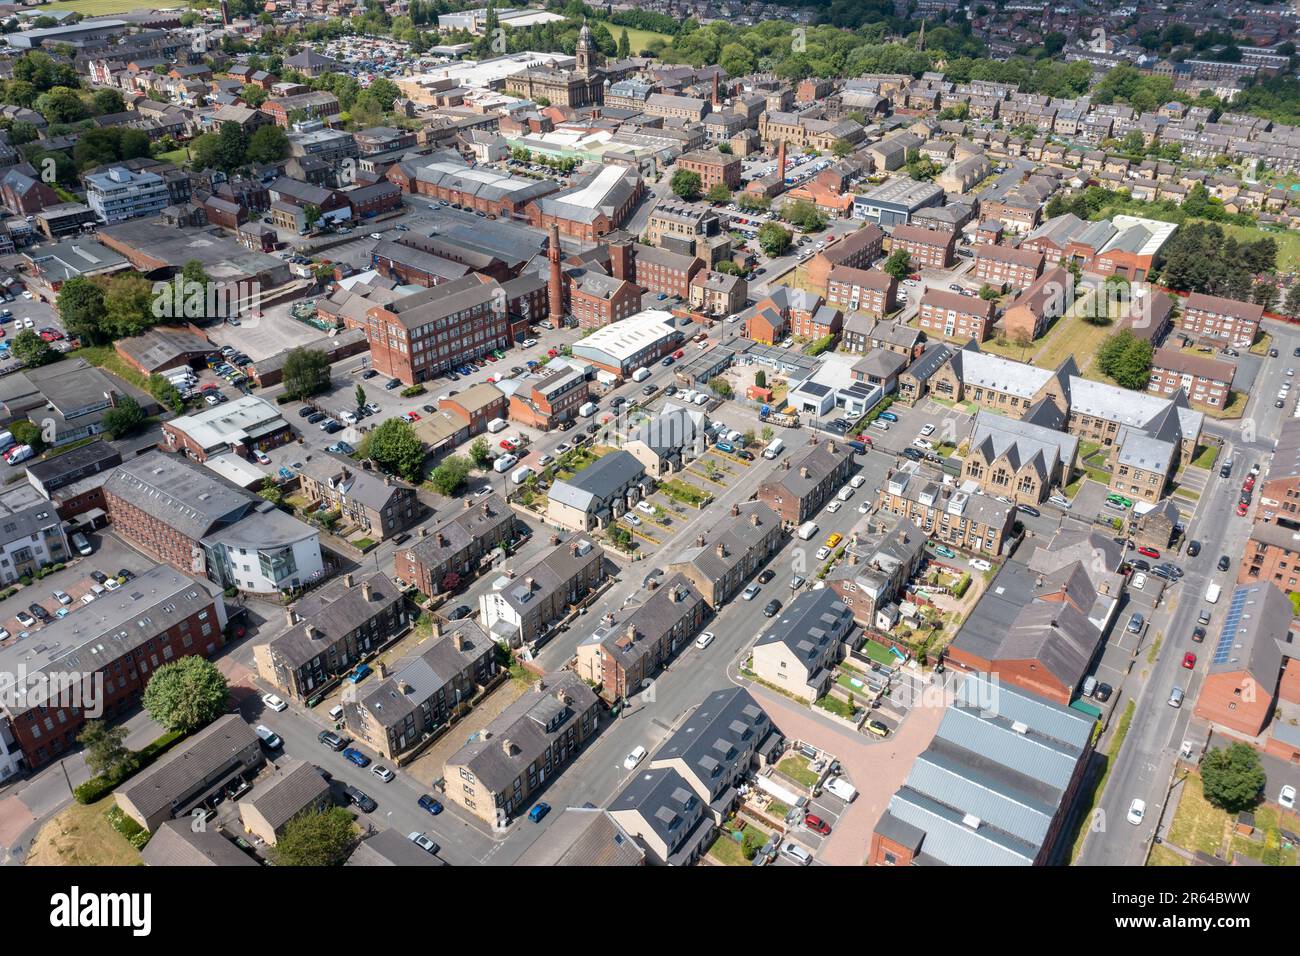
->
[[1146, 844, 1189, 866], [659, 477, 710, 506], [863, 640, 899, 666], [593, 21, 674, 56], [26, 798, 143, 867], [1190, 444, 1220, 470], [154, 147, 189, 169], [76, 344, 152, 391], [1036, 296, 1117, 376], [42, 0, 158, 12], [705, 828, 752, 866], [815, 693, 854, 718], [776, 753, 820, 790], [1167, 772, 1230, 857]]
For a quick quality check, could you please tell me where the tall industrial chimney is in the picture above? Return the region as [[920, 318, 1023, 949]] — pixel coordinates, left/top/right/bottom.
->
[[548, 223, 564, 324], [777, 139, 787, 181]]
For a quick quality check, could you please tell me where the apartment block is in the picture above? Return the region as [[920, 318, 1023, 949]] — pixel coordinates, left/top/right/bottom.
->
[[1177, 292, 1264, 349], [917, 289, 995, 342], [1148, 348, 1235, 411]]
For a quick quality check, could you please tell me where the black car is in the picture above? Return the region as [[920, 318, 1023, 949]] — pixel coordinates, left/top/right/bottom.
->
[[1269, 348, 1279, 357], [1217, 555, 1231, 571], [117, 569, 135, 582], [449, 372, 460, 382], [446, 605, 472, 621], [511, 366, 524, 376], [362, 369, 379, 379], [423, 404, 436, 413], [664, 385, 677, 396], [385, 378, 401, 390], [1191, 626, 1206, 643], [586, 424, 598, 434], [89, 570, 108, 585], [1130, 558, 1151, 572], [344, 785, 377, 814], [297, 405, 316, 418], [1187, 540, 1201, 557], [1293, 346, 1300, 357], [323, 421, 343, 434], [1018, 504, 1041, 518], [642, 384, 656, 395], [763, 599, 782, 617], [1150, 565, 1174, 581], [28, 603, 50, 622], [901, 448, 924, 461], [758, 569, 775, 585], [306, 412, 325, 424], [318, 730, 346, 751], [737, 450, 755, 461], [1220, 462, 1232, 478], [391, 532, 411, 546], [610, 396, 626, 407], [1094, 683, 1113, 703]]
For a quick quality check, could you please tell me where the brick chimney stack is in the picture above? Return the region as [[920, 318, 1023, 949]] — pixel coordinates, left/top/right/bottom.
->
[[548, 223, 564, 324], [712, 72, 720, 108], [777, 139, 787, 182]]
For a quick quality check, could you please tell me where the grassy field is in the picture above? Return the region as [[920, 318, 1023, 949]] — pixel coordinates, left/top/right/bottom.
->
[[26, 798, 143, 867], [1213, 220, 1300, 274], [595, 21, 674, 55], [154, 147, 189, 169], [41, 0, 162, 13]]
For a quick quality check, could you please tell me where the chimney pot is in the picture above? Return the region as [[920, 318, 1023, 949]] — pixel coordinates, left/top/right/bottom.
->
[[362, 581, 373, 601], [432, 619, 443, 638], [343, 573, 354, 588], [285, 608, 297, 627], [419, 527, 428, 537], [731, 503, 740, 517], [626, 622, 637, 641]]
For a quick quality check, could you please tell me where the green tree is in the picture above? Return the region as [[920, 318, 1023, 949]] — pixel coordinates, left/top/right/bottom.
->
[[709, 376, 733, 398], [101, 395, 147, 438], [240, 84, 268, 108], [617, 28, 631, 59], [11, 329, 56, 368], [247, 123, 289, 164], [705, 183, 732, 204], [469, 437, 491, 467], [757, 221, 792, 257], [142, 655, 229, 735], [303, 204, 323, 230], [783, 199, 826, 232], [34, 87, 87, 124], [428, 455, 472, 495], [91, 88, 125, 116], [670, 168, 702, 201], [364, 417, 426, 481], [189, 131, 222, 171], [831, 138, 854, 158], [214, 121, 250, 172], [1200, 743, 1266, 812], [258, 477, 284, 507], [10, 420, 44, 454], [102, 273, 157, 338], [77, 720, 132, 779], [754, 369, 766, 388], [354, 384, 367, 410], [56, 277, 107, 344], [281, 347, 331, 400], [146, 374, 184, 413], [271, 806, 357, 866], [882, 249, 912, 281]]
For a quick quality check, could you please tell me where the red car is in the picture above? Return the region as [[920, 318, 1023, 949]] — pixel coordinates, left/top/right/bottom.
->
[[1182, 652, 1197, 669], [1243, 476, 1256, 492], [804, 813, 832, 835], [1137, 546, 1160, 559], [547, 348, 559, 358], [673, 349, 684, 359], [38, 330, 56, 342], [485, 354, 497, 362], [1237, 501, 1250, 516], [499, 439, 517, 451]]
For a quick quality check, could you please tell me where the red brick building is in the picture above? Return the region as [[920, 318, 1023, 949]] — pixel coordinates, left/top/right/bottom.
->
[[344, 274, 509, 385], [633, 245, 704, 299], [973, 243, 1044, 290], [890, 224, 955, 270], [1194, 582, 1290, 737], [508, 363, 590, 429], [805, 224, 884, 291], [571, 272, 643, 330], [917, 289, 995, 342], [1148, 348, 1235, 411], [1, 565, 226, 770], [825, 265, 895, 316], [676, 150, 742, 192], [1177, 292, 1264, 349]]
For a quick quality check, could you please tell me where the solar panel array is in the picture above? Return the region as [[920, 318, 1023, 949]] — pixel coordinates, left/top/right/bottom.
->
[[1212, 585, 1254, 666]]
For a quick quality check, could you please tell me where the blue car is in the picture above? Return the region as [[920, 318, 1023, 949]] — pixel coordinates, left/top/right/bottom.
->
[[528, 802, 551, 823], [342, 747, 371, 768], [878, 411, 899, 423], [418, 794, 444, 815], [348, 663, 373, 684]]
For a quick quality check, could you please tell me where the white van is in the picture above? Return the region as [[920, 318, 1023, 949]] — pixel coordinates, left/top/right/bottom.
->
[[796, 520, 819, 541], [1205, 582, 1222, 604], [823, 776, 857, 802], [486, 417, 508, 433], [578, 402, 597, 418], [254, 725, 283, 749], [493, 454, 517, 473], [763, 438, 784, 460], [510, 465, 534, 485], [0, 431, 13, 453], [631, 367, 651, 382]]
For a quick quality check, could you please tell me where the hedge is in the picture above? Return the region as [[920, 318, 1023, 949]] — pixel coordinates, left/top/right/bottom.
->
[[954, 573, 972, 598], [73, 729, 186, 805], [106, 804, 151, 850]]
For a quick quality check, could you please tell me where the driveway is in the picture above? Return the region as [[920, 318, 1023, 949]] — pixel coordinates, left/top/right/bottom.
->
[[742, 676, 946, 866]]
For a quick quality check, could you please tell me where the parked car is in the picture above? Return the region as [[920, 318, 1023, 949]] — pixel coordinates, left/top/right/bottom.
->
[[1217, 555, 1231, 571], [763, 599, 782, 617], [261, 694, 288, 712], [345, 786, 377, 814], [804, 813, 832, 835], [1126, 798, 1146, 825], [528, 802, 551, 823], [623, 745, 648, 770], [408, 832, 439, 854], [342, 747, 371, 768], [370, 764, 395, 782], [780, 841, 812, 865], [418, 794, 444, 815], [695, 631, 716, 649], [318, 730, 346, 751]]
